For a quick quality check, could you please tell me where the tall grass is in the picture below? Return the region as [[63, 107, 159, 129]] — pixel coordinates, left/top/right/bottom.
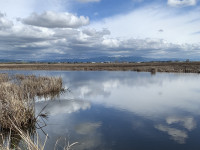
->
[[0, 118, 47, 150], [0, 120, 78, 150], [0, 74, 63, 130], [0, 73, 66, 150]]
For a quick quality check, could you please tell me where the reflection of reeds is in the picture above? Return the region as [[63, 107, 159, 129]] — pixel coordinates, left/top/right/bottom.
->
[[0, 119, 47, 150], [0, 74, 63, 130], [0, 120, 78, 150]]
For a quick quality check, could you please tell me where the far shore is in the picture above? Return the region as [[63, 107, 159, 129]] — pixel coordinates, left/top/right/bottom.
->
[[0, 62, 200, 73]]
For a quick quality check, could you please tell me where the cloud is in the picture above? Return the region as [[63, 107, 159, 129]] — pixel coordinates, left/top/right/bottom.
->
[[0, 25, 200, 59], [82, 28, 110, 36], [0, 0, 200, 60], [167, 0, 197, 7], [77, 0, 101, 3], [0, 19, 200, 60], [90, 4, 200, 44], [155, 124, 188, 144], [0, 0, 69, 18], [0, 12, 13, 30], [102, 39, 120, 48], [21, 11, 89, 28], [192, 31, 200, 35], [0, 4, 200, 60]]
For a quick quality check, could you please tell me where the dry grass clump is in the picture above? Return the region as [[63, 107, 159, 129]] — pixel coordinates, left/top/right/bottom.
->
[[0, 74, 63, 130], [0, 121, 47, 150], [0, 74, 9, 83], [0, 82, 35, 129], [16, 74, 63, 99]]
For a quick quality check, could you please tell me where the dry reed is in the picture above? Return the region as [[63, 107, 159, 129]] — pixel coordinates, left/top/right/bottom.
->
[[0, 74, 79, 150], [0, 120, 78, 150], [0, 74, 63, 130], [0, 118, 47, 150]]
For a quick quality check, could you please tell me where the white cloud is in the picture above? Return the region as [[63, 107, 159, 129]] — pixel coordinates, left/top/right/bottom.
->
[[77, 0, 101, 3], [0, 20, 200, 59], [0, 0, 68, 18], [0, 0, 199, 60], [0, 4, 200, 59], [102, 39, 121, 48], [21, 11, 89, 28], [0, 12, 13, 30], [168, 0, 197, 7], [90, 4, 200, 44]]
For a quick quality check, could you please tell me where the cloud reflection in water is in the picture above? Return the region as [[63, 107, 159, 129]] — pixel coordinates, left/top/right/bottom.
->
[[36, 99, 91, 116], [155, 124, 188, 144]]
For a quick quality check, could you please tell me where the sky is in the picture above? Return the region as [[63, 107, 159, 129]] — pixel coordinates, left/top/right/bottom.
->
[[0, 0, 200, 60]]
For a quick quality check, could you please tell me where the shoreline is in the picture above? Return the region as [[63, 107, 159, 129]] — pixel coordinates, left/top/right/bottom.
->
[[0, 62, 200, 73]]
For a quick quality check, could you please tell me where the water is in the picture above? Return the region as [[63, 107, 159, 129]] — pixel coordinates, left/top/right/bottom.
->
[[1, 70, 200, 150]]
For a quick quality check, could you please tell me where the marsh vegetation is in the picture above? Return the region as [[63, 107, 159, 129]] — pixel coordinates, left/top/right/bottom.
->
[[0, 62, 200, 73], [0, 73, 64, 149]]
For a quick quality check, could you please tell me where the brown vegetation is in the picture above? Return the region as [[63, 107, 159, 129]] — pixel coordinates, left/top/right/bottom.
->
[[0, 74, 79, 150], [0, 122, 77, 150], [0, 62, 200, 73], [0, 74, 63, 130]]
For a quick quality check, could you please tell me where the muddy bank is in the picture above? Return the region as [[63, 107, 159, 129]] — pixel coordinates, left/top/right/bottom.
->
[[0, 62, 200, 73]]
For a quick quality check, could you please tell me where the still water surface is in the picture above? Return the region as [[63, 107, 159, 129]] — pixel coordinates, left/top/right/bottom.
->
[[2, 70, 200, 150]]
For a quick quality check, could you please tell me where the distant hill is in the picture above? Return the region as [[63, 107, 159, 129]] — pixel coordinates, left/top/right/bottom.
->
[[47, 56, 153, 63], [0, 56, 192, 63], [38, 56, 189, 63]]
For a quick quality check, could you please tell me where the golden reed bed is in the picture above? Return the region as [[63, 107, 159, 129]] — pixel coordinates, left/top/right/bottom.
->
[[0, 73, 65, 150], [0, 74, 63, 130]]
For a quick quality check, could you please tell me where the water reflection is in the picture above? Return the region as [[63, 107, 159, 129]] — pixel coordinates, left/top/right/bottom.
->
[[58, 72, 200, 118], [155, 124, 188, 144], [0, 71, 200, 149], [166, 116, 196, 131], [36, 99, 91, 115]]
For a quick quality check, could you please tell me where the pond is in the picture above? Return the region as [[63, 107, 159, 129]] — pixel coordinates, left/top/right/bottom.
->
[[1, 70, 200, 150]]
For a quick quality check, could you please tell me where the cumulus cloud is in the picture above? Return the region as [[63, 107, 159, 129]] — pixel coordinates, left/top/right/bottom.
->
[[21, 11, 89, 28], [0, 0, 200, 60], [0, 12, 13, 30], [0, 5, 200, 60], [77, 0, 101, 3], [168, 0, 197, 7], [0, 23, 200, 60], [102, 39, 121, 48], [82, 28, 110, 36], [0, 18, 200, 60]]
